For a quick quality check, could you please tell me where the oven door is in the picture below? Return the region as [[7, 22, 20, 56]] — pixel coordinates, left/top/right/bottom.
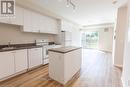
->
[[43, 46, 50, 65], [43, 46, 49, 59]]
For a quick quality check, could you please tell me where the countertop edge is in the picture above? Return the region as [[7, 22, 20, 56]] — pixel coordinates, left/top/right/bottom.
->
[[49, 47, 82, 54], [0, 46, 43, 52]]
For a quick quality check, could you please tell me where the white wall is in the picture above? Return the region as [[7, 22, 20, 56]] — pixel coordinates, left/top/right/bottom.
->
[[113, 6, 127, 66], [71, 26, 81, 47], [81, 27, 114, 52], [122, 1, 130, 87], [98, 27, 113, 52], [0, 23, 55, 45]]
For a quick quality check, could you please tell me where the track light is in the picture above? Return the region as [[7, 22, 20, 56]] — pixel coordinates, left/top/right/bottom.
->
[[112, 0, 117, 4], [66, 0, 76, 10], [66, 0, 70, 7]]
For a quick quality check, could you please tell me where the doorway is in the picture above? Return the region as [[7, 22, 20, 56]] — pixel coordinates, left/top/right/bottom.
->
[[82, 31, 99, 49]]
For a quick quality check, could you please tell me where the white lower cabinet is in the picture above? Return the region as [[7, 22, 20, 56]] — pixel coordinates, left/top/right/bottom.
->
[[0, 51, 15, 79], [0, 49, 28, 80], [44, 59, 49, 65], [0, 47, 43, 80], [15, 49, 28, 73], [28, 48, 43, 69]]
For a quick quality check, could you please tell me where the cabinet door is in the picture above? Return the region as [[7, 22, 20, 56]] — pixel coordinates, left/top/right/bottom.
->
[[61, 20, 72, 32], [23, 9, 32, 26], [49, 18, 58, 34], [31, 11, 39, 27], [23, 9, 32, 32], [22, 8, 58, 34], [10, 6, 24, 25], [0, 6, 23, 25], [22, 26, 32, 32], [15, 49, 28, 73], [0, 51, 15, 79], [28, 48, 43, 69], [40, 16, 49, 33], [32, 26, 40, 33]]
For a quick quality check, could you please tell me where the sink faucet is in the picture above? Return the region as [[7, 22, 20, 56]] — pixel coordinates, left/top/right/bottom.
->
[[8, 42, 11, 47]]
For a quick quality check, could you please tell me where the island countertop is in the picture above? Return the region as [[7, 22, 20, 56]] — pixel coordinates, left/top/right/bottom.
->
[[48, 46, 82, 53]]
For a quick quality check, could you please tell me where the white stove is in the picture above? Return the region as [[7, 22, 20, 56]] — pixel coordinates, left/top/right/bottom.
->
[[35, 39, 49, 65], [35, 39, 61, 65]]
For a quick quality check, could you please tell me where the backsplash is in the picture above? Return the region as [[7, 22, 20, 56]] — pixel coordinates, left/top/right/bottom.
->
[[0, 23, 55, 45]]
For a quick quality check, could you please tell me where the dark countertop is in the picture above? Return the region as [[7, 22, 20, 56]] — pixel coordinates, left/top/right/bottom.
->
[[0, 43, 43, 52], [48, 46, 82, 53]]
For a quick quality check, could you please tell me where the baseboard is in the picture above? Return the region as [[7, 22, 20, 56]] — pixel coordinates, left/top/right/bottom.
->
[[0, 69, 27, 82], [121, 76, 124, 87], [99, 49, 112, 53], [0, 64, 46, 82], [115, 64, 124, 86], [114, 64, 123, 68]]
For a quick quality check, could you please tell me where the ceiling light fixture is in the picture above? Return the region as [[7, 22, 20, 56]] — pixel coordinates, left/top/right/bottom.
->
[[66, 0, 70, 7], [112, 0, 117, 4], [66, 0, 76, 10]]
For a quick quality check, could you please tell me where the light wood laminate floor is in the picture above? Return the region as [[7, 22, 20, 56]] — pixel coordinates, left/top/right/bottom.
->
[[0, 49, 122, 87]]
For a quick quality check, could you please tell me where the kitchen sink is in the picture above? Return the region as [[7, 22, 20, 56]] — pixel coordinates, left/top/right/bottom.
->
[[1, 47, 16, 50]]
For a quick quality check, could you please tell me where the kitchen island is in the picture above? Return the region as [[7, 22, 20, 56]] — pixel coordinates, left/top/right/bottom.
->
[[48, 46, 82, 85]]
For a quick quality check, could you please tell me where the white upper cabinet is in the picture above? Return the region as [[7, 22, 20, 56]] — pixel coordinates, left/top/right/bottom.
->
[[23, 8, 58, 34], [23, 9, 32, 27], [40, 15, 50, 33], [39, 14, 58, 34], [0, 6, 24, 25], [0, 5, 58, 34], [48, 17, 58, 34], [60, 20, 73, 32], [23, 9, 32, 32], [10, 6, 24, 25]]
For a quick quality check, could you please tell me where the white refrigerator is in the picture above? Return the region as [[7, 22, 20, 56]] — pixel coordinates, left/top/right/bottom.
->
[[61, 31, 72, 46]]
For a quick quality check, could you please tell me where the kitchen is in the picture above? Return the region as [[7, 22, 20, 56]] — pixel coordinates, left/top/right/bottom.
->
[[0, 0, 128, 87], [0, 2, 82, 86]]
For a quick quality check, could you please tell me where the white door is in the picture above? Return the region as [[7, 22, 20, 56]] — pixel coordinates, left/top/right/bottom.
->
[[15, 49, 28, 73], [0, 51, 15, 79], [28, 48, 43, 69]]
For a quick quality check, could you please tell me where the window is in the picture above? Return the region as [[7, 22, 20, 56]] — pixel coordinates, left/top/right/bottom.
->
[[82, 31, 99, 49]]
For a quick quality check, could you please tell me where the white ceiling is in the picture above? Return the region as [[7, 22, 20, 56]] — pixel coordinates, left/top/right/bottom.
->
[[17, 0, 127, 26]]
